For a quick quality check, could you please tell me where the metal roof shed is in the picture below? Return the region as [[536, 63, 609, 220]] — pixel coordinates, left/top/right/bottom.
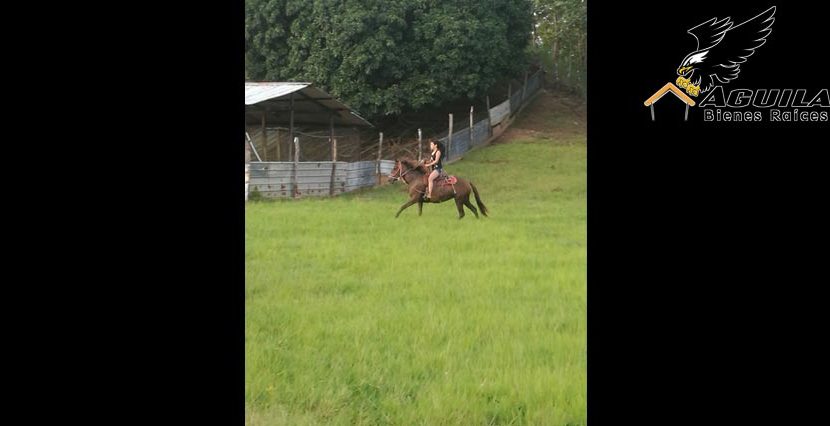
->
[[245, 82, 373, 128], [245, 82, 374, 198]]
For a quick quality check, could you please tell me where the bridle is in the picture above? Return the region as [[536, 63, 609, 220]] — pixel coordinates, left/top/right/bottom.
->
[[389, 162, 417, 183]]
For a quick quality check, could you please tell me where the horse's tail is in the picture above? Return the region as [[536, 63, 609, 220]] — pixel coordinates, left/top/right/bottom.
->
[[470, 182, 488, 217]]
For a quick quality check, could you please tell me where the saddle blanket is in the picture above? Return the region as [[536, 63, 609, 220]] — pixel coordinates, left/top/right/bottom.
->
[[441, 176, 458, 186], [426, 173, 457, 186]]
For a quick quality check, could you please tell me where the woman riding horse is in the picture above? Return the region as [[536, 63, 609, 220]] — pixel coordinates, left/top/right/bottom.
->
[[422, 139, 445, 201], [388, 158, 488, 219]]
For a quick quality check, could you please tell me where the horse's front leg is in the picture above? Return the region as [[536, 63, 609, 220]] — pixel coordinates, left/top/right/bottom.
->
[[418, 199, 423, 216], [395, 197, 419, 218]]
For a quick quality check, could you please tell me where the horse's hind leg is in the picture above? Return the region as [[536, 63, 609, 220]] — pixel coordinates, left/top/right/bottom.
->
[[418, 200, 423, 216], [463, 197, 479, 219], [454, 197, 466, 219]]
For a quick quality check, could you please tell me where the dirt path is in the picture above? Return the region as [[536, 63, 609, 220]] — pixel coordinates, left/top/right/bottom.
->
[[496, 89, 587, 143]]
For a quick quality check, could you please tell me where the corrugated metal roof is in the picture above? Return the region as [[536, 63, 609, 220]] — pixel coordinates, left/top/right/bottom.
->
[[245, 82, 373, 127], [245, 82, 311, 105]]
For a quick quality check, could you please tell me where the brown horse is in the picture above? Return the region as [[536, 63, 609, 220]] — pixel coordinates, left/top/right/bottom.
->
[[388, 158, 489, 219]]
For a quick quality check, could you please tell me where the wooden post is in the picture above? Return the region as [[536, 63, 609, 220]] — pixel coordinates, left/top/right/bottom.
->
[[275, 128, 280, 161], [522, 71, 528, 103], [245, 139, 250, 201], [246, 132, 262, 162], [376, 132, 383, 185], [330, 138, 338, 195], [469, 106, 474, 146], [417, 128, 422, 162], [329, 117, 336, 193], [447, 113, 453, 160], [486, 95, 492, 137], [288, 92, 295, 162], [261, 109, 267, 161], [292, 137, 299, 198]]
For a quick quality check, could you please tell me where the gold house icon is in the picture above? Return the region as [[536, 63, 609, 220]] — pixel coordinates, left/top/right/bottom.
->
[[644, 82, 696, 121]]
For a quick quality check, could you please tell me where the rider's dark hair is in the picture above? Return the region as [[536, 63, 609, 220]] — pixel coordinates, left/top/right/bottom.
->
[[434, 140, 446, 158]]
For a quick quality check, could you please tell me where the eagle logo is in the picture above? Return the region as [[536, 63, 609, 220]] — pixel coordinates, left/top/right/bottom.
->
[[676, 6, 776, 97]]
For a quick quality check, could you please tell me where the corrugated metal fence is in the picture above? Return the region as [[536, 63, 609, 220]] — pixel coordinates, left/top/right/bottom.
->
[[246, 69, 542, 199], [248, 160, 395, 198]]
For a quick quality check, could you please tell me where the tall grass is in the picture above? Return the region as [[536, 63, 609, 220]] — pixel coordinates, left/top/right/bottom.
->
[[246, 132, 586, 425]]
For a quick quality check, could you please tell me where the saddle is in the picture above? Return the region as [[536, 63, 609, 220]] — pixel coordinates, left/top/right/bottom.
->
[[425, 171, 457, 186]]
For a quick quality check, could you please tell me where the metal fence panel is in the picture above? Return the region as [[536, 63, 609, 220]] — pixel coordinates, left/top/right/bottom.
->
[[247, 160, 394, 198], [471, 119, 489, 146], [447, 128, 471, 160], [510, 91, 523, 114], [489, 100, 510, 125]]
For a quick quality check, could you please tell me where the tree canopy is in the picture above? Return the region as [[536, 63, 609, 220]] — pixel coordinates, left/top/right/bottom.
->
[[530, 0, 587, 95], [245, 0, 534, 117]]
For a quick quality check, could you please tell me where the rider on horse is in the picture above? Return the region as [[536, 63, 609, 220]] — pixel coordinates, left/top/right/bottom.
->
[[422, 139, 445, 200]]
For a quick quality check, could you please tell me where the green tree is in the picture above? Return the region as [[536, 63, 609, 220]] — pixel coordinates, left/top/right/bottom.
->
[[246, 0, 534, 117], [529, 0, 587, 95]]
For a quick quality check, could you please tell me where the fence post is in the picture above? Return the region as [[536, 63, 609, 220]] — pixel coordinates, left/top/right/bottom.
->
[[447, 113, 453, 160], [275, 128, 280, 161], [486, 95, 492, 137], [288, 92, 295, 162], [469, 106, 474, 146], [292, 136, 299, 198], [261, 108, 267, 161], [522, 71, 528, 103], [329, 138, 337, 195], [377, 132, 383, 185], [417, 128, 422, 162], [330, 114, 336, 196], [245, 139, 250, 201]]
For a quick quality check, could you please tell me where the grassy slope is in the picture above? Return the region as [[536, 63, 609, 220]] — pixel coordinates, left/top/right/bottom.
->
[[246, 91, 587, 425]]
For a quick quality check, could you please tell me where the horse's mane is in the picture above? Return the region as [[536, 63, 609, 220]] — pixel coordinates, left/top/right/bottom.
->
[[399, 158, 429, 174]]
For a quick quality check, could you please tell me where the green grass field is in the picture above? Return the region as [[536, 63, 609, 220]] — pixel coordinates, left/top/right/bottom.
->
[[246, 94, 586, 425]]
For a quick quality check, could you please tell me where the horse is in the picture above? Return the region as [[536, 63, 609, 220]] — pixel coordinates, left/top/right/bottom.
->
[[388, 158, 489, 219]]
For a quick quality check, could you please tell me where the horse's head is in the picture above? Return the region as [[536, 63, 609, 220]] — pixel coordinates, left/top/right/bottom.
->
[[388, 160, 403, 182], [389, 158, 424, 183]]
